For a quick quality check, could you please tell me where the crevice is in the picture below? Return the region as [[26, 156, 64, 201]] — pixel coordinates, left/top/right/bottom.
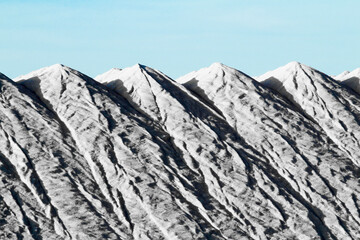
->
[[10, 188, 42, 240]]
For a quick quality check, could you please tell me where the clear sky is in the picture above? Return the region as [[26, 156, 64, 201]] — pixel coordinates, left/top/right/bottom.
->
[[1, 0, 359, 79]]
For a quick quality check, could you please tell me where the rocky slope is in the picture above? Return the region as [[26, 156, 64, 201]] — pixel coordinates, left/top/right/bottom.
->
[[0, 61, 359, 239], [177, 62, 360, 239], [256, 62, 360, 166]]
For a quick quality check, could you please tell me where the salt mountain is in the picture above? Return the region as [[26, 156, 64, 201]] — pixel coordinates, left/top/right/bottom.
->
[[0, 62, 359, 239]]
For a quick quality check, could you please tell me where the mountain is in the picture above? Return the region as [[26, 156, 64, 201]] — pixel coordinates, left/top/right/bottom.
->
[[257, 62, 360, 166], [0, 61, 359, 239], [97, 63, 360, 239], [15, 64, 242, 239], [0, 71, 132, 239], [334, 68, 360, 95], [96, 63, 320, 239]]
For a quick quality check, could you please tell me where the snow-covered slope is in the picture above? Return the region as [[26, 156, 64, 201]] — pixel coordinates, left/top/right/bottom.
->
[[334, 70, 350, 80], [257, 62, 360, 165], [0, 61, 359, 239], [16, 64, 239, 239], [97, 63, 360, 239], [96, 64, 327, 239], [0, 72, 132, 239], [177, 63, 360, 238], [335, 68, 360, 95]]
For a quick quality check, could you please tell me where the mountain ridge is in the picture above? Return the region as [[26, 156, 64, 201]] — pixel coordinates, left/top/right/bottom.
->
[[0, 62, 359, 239], [257, 61, 360, 166]]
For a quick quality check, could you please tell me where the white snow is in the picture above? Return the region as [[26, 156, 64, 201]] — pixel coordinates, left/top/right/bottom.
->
[[257, 61, 360, 165], [334, 68, 360, 94], [333, 70, 350, 80], [0, 61, 359, 239]]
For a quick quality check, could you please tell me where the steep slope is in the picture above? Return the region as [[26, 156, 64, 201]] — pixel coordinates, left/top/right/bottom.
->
[[0, 61, 359, 239], [16, 64, 272, 239], [98, 64, 360, 239], [335, 68, 360, 95], [0, 72, 133, 239], [96, 64, 318, 239], [257, 62, 360, 165]]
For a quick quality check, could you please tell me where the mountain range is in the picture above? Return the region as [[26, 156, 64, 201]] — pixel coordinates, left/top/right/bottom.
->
[[0, 62, 359, 239]]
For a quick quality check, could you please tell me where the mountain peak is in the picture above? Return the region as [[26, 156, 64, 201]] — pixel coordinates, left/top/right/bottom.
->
[[95, 65, 152, 84], [45, 63, 72, 73], [339, 67, 360, 94], [14, 63, 78, 83], [176, 62, 259, 102], [132, 63, 148, 70], [209, 62, 226, 69], [257, 61, 316, 83], [177, 62, 253, 86], [95, 68, 122, 83], [50, 63, 66, 68], [207, 62, 238, 74], [13, 64, 97, 111], [285, 61, 302, 67], [96, 64, 169, 87], [281, 61, 314, 72], [335, 68, 360, 81], [122, 64, 159, 77]]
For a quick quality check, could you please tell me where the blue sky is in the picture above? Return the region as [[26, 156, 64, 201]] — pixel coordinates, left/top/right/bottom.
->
[[1, 0, 359, 79]]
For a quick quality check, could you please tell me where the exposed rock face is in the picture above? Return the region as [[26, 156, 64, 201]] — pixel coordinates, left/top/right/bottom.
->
[[0, 62, 359, 239], [257, 62, 360, 166], [177, 62, 360, 239]]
